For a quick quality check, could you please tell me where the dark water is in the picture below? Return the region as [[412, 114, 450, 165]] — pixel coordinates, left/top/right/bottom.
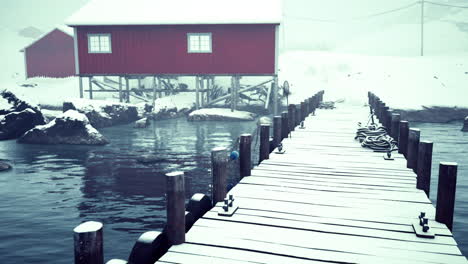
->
[[0, 118, 259, 263], [416, 121, 468, 256]]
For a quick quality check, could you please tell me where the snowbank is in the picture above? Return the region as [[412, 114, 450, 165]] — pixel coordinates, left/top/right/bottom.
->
[[188, 108, 256, 121], [278, 51, 468, 111]]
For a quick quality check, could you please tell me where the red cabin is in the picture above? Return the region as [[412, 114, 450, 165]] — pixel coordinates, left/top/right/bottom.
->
[[66, 0, 281, 76], [21, 26, 75, 78]]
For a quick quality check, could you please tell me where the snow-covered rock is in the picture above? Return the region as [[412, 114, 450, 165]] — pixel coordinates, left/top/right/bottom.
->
[[0, 90, 46, 140], [462, 117, 468, 132], [134, 117, 150, 128], [63, 99, 139, 128], [150, 93, 195, 120], [18, 110, 109, 145], [0, 162, 12, 172], [188, 108, 256, 121]]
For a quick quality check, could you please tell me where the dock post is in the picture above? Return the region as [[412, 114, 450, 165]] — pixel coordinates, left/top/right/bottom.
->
[[281, 111, 289, 139], [295, 104, 301, 127], [239, 134, 252, 179], [79, 77, 83, 98], [436, 162, 458, 231], [211, 147, 228, 205], [288, 104, 296, 132], [407, 128, 420, 172], [300, 102, 306, 121], [308, 97, 314, 115], [273, 116, 282, 148], [390, 113, 401, 141], [88, 77, 93, 100], [381, 106, 389, 127], [273, 76, 279, 116], [74, 221, 104, 264], [259, 124, 270, 163], [385, 110, 393, 134], [166, 171, 185, 245], [378, 102, 385, 121], [398, 121, 409, 157], [417, 141, 433, 197]]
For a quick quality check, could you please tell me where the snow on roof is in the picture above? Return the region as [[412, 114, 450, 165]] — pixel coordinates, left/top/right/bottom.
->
[[66, 0, 282, 26], [20, 25, 74, 52]]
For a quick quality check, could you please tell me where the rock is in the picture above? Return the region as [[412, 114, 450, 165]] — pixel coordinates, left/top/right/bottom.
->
[[0, 90, 46, 140], [18, 110, 109, 145], [0, 162, 11, 172], [188, 108, 256, 121], [62, 99, 139, 128], [134, 117, 150, 128], [136, 155, 168, 164], [0, 108, 46, 140], [462, 116, 468, 132]]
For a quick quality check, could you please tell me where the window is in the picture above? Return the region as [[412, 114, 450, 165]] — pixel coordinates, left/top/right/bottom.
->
[[187, 33, 212, 53], [88, 34, 112, 53]]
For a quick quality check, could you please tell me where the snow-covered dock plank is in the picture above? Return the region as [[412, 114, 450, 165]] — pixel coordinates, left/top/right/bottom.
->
[[157, 105, 467, 263]]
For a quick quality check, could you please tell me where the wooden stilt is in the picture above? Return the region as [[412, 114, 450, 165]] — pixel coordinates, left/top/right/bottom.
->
[[79, 77, 83, 98], [230, 76, 235, 112], [118, 77, 123, 103], [195, 76, 200, 110], [152, 76, 157, 108], [200, 77, 205, 107], [125, 77, 130, 103], [417, 141, 433, 197], [88, 77, 93, 99]]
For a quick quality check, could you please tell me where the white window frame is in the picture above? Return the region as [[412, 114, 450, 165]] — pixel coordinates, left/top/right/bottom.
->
[[87, 33, 112, 54], [187, 33, 212, 53]]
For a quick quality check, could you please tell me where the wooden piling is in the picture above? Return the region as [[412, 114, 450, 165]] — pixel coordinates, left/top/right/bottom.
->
[[407, 128, 420, 172], [273, 116, 282, 148], [281, 111, 289, 139], [417, 141, 433, 197], [436, 162, 458, 231], [166, 171, 185, 245], [118, 77, 123, 103], [211, 147, 228, 205], [196, 76, 200, 110], [300, 102, 306, 121], [398, 121, 409, 157], [74, 221, 104, 264], [239, 134, 252, 179], [295, 104, 301, 127], [308, 97, 314, 115], [385, 110, 392, 133], [390, 113, 401, 141], [259, 124, 270, 163], [288, 104, 296, 132]]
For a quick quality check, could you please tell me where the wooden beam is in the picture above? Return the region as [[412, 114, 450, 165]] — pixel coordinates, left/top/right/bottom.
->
[[118, 76, 122, 103], [79, 77, 83, 99], [125, 77, 130, 103], [152, 76, 157, 108], [207, 79, 274, 107]]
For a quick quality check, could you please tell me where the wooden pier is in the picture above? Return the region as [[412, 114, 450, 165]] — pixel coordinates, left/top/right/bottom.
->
[[155, 100, 466, 263], [75, 91, 466, 264]]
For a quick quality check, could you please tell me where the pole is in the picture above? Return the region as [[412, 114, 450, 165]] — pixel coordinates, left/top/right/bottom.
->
[[195, 76, 200, 110], [259, 124, 270, 163], [74, 221, 104, 264], [239, 134, 252, 179], [436, 162, 458, 231], [166, 171, 185, 245], [211, 147, 228, 205], [421, 0, 424, 56]]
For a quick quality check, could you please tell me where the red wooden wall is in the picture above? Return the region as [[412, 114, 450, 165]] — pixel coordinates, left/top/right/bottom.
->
[[25, 29, 75, 78], [76, 24, 277, 75]]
